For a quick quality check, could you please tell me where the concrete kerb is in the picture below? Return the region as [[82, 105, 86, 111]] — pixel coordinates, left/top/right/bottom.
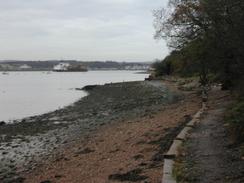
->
[[186, 118, 200, 127], [176, 127, 192, 140], [165, 140, 183, 158], [163, 159, 177, 183], [162, 102, 207, 183]]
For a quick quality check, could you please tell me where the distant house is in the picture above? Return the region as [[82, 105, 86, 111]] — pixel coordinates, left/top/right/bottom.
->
[[19, 64, 32, 70], [124, 64, 150, 70], [53, 63, 70, 71], [53, 63, 87, 72], [0, 64, 15, 71]]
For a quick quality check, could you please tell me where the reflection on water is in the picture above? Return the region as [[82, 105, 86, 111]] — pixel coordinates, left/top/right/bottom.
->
[[0, 71, 148, 122]]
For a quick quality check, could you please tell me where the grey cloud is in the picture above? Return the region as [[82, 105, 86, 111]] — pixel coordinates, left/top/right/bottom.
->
[[0, 0, 169, 61]]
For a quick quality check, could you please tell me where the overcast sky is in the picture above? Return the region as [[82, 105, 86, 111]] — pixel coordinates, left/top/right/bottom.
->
[[0, 0, 168, 62]]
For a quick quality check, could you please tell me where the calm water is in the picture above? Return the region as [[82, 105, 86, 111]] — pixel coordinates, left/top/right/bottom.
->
[[0, 71, 148, 122]]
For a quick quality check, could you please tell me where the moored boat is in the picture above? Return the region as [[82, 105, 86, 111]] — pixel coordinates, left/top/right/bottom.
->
[[53, 63, 88, 72]]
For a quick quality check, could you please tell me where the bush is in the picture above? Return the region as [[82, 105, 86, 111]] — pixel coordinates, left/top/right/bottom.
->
[[152, 60, 173, 77], [225, 99, 244, 143]]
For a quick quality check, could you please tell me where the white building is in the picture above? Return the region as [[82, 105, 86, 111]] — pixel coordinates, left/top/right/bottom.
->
[[19, 64, 32, 70], [53, 63, 70, 71]]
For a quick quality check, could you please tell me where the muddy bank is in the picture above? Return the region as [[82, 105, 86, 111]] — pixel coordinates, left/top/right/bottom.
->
[[22, 80, 201, 183], [0, 81, 181, 182]]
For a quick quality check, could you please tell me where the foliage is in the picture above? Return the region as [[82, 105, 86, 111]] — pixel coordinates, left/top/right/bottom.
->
[[225, 99, 244, 143], [152, 51, 180, 76], [152, 40, 210, 78], [154, 0, 244, 143], [153, 0, 244, 90]]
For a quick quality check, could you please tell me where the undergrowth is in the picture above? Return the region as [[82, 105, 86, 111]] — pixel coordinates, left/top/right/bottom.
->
[[225, 99, 244, 144]]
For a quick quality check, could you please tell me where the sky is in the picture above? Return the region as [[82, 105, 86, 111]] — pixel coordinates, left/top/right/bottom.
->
[[0, 0, 168, 62]]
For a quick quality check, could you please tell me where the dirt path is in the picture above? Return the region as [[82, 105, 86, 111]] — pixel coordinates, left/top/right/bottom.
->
[[180, 88, 244, 183]]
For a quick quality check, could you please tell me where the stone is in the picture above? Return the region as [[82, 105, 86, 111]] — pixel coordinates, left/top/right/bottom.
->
[[0, 121, 6, 126]]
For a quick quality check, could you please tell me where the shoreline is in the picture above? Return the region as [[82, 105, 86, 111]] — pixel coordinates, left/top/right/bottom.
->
[[0, 70, 148, 124], [23, 80, 201, 183], [0, 80, 185, 182]]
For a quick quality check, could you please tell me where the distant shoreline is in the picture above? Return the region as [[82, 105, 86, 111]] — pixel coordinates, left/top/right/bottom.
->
[[0, 69, 149, 72], [0, 60, 151, 72]]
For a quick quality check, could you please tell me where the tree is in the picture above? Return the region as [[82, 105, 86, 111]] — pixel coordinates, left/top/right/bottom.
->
[[154, 0, 211, 85], [153, 0, 209, 49], [153, 0, 244, 90]]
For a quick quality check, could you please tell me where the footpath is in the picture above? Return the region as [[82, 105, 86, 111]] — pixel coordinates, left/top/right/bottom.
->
[[176, 88, 244, 183]]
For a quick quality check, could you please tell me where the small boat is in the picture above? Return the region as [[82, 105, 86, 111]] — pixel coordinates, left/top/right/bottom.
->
[[2, 72, 9, 75]]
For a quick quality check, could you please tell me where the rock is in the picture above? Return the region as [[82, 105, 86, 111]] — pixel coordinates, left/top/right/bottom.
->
[[75, 148, 95, 155], [54, 174, 62, 179], [108, 168, 148, 182], [40, 181, 52, 183], [81, 85, 99, 91], [133, 154, 144, 160], [2, 151, 8, 155], [4, 176, 25, 183], [0, 121, 6, 126], [49, 117, 59, 121], [53, 121, 61, 125]]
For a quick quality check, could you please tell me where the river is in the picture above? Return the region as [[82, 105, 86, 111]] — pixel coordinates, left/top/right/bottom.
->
[[0, 71, 148, 122]]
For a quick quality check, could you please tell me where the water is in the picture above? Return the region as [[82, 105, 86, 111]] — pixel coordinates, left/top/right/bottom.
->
[[0, 71, 149, 122]]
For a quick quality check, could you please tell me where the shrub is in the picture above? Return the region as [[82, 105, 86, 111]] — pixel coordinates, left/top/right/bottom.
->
[[225, 99, 244, 143]]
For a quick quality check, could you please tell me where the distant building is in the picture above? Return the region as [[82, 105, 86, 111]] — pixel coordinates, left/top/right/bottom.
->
[[19, 64, 32, 70], [53, 63, 70, 71], [0, 64, 15, 71], [124, 64, 150, 70], [53, 63, 87, 72]]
